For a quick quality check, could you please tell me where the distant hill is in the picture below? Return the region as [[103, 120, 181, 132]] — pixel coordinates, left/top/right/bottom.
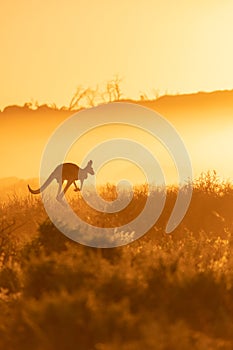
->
[[139, 89, 233, 111], [1, 89, 233, 117], [129, 89, 233, 124], [1, 89, 233, 182]]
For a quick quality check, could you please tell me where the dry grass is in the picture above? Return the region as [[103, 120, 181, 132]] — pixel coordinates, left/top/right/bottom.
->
[[0, 171, 233, 349]]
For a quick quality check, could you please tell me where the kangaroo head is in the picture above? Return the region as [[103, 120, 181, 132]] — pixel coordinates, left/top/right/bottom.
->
[[86, 160, 95, 175]]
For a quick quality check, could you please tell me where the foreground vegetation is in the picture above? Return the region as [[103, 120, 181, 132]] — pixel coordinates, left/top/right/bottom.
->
[[0, 172, 233, 349]]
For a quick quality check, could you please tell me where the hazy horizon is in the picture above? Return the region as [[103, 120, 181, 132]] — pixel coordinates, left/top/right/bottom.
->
[[1, 0, 233, 189], [1, 89, 233, 187], [1, 87, 233, 111]]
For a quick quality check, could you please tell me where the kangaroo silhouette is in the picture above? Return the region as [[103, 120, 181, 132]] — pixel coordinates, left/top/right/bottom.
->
[[28, 160, 94, 201]]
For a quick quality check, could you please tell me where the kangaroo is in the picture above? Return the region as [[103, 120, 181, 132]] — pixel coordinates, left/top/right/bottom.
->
[[28, 160, 94, 201]]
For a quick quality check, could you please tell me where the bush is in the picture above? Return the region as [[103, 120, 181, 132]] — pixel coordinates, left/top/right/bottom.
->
[[0, 175, 233, 349]]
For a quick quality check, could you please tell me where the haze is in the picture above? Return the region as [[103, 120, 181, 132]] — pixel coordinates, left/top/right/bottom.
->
[[1, 1, 233, 188], [1, 91, 232, 186]]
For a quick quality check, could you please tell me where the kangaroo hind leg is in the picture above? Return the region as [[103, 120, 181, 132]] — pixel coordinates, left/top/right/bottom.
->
[[56, 181, 63, 201], [57, 180, 72, 201], [73, 181, 79, 192]]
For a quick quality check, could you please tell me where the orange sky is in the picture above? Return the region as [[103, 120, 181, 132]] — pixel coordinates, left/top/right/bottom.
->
[[1, 0, 233, 109], [1, 1, 233, 186]]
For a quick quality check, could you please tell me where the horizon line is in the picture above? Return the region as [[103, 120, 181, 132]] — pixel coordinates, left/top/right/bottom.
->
[[1, 87, 233, 112]]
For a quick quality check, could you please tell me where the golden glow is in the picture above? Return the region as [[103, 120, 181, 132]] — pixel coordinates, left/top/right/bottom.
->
[[1, 1, 233, 185], [65, 124, 178, 185], [1, 1, 233, 109], [1, 102, 233, 184]]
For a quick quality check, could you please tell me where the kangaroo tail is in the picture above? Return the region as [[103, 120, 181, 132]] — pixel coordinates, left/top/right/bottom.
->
[[28, 172, 55, 195]]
